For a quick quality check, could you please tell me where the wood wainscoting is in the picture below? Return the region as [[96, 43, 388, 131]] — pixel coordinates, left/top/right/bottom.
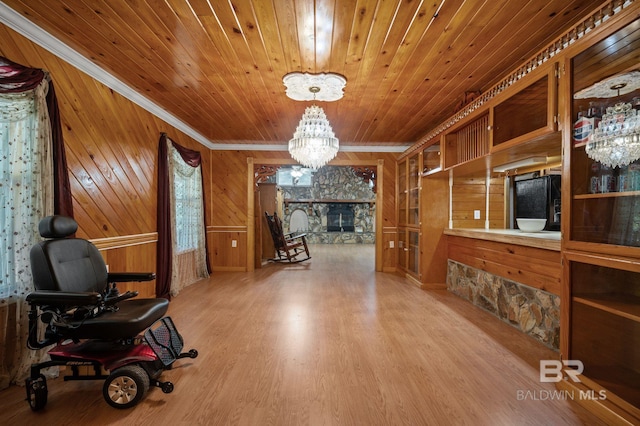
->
[[208, 226, 247, 272], [91, 233, 158, 298]]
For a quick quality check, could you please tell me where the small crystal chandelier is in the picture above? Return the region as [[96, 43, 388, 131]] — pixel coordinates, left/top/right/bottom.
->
[[586, 102, 640, 168], [575, 73, 640, 168], [288, 87, 339, 169]]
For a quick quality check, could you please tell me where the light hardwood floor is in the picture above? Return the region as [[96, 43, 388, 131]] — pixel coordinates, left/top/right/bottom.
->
[[0, 244, 603, 425]]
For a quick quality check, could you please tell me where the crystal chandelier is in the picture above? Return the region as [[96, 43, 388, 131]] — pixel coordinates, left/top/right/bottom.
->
[[288, 102, 339, 169], [283, 72, 345, 169], [586, 102, 640, 168]]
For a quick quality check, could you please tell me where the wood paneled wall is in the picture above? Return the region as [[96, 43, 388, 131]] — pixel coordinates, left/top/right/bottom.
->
[[451, 175, 505, 229], [451, 176, 486, 229], [0, 23, 204, 297], [488, 177, 506, 228]]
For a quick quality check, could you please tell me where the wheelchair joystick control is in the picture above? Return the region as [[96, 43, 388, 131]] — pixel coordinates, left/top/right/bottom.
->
[[106, 283, 120, 298]]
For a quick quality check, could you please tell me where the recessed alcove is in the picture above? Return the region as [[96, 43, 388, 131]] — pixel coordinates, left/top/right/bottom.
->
[[279, 166, 376, 244]]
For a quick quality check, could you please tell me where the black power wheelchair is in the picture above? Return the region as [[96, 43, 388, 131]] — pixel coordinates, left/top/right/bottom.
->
[[24, 216, 197, 410]]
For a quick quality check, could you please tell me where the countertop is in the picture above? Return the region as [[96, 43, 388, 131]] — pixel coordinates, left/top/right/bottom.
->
[[444, 228, 561, 251]]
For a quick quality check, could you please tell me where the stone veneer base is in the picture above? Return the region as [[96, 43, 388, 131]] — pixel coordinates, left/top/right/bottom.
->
[[446, 260, 560, 350]]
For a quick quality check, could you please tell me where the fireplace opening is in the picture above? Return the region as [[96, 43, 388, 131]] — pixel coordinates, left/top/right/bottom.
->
[[327, 204, 355, 232]]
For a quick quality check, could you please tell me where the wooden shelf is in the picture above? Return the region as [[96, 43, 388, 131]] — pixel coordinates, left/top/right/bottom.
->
[[580, 365, 640, 408], [573, 294, 640, 323], [573, 191, 640, 200]]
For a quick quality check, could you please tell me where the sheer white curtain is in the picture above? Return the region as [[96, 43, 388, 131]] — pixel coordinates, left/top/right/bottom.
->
[[167, 140, 208, 296], [0, 79, 54, 389]]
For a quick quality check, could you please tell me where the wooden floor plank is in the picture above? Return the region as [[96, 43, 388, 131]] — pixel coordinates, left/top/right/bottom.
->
[[0, 244, 603, 425]]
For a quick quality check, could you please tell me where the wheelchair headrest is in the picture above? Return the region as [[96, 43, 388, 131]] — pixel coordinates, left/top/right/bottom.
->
[[39, 215, 78, 238]]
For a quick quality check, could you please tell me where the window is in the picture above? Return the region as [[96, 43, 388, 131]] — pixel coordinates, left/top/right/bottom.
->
[[0, 84, 52, 303], [276, 166, 313, 187], [172, 156, 203, 253]]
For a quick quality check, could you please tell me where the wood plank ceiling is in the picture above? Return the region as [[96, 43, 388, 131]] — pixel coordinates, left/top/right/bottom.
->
[[1, 0, 606, 148]]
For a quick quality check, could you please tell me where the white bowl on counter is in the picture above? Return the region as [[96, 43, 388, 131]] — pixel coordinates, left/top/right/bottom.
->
[[516, 218, 546, 232]]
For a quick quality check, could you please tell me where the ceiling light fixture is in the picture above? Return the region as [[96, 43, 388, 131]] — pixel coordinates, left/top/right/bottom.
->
[[284, 72, 345, 169], [288, 88, 339, 169]]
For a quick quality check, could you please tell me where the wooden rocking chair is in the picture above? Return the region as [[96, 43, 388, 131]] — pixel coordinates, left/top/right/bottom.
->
[[264, 211, 311, 263]]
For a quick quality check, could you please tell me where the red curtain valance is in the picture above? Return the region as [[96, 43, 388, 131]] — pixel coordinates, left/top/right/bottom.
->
[[0, 56, 45, 93]]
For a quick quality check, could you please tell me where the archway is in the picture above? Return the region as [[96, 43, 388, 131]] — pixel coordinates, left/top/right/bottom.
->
[[247, 158, 384, 272]]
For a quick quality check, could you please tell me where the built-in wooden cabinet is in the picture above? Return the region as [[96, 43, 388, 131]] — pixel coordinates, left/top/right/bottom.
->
[[444, 114, 489, 169], [561, 15, 640, 425], [441, 62, 559, 175], [398, 159, 408, 226], [397, 3, 640, 423], [492, 67, 557, 149], [397, 154, 421, 280], [397, 138, 449, 287], [422, 140, 442, 175]]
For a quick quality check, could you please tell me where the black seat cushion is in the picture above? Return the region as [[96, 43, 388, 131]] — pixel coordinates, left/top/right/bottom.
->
[[29, 216, 169, 340], [61, 298, 169, 340]]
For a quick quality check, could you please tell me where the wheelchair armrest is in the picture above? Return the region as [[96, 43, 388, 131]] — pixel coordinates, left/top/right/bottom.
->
[[108, 272, 156, 282], [104, 290, 139, 306], [26, 291, 102, 307]]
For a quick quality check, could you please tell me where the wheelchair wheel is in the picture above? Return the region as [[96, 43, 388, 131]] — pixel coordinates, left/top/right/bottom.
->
[[25, 374, 48, 411], [103, 364, 150, 409]]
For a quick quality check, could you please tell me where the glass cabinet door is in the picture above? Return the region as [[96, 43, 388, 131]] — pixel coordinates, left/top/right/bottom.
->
[[570, 19, 640, 248], [398, 160, 407, 226], [564, 18, 640, 422], [408, 230, 420, 277], [422, 141, 441, 175], [398, 229, 407, 270], [408, 155, 420, 226]]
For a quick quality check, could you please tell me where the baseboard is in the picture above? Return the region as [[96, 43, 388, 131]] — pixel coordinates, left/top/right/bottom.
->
[[211, 266, 246, 272], [421, 282, 447, 290], [556, 378, 640, 425]]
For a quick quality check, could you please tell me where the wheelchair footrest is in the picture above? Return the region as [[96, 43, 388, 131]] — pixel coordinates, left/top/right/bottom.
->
[[144, 317, 184, 366]]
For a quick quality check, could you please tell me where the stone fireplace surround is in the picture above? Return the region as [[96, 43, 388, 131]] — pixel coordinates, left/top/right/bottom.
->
[[281, 166, 376, 244]]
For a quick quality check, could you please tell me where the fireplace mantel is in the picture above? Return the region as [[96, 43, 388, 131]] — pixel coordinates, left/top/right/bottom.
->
[[284, 198, 375, 208]]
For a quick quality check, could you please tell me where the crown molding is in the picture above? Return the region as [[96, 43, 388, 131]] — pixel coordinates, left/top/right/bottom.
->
[[0, 2, 218, 149], [208, 143, 410, 152]]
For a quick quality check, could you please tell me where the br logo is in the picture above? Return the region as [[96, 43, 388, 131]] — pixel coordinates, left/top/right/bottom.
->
[[539, 360, 584, 383]]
